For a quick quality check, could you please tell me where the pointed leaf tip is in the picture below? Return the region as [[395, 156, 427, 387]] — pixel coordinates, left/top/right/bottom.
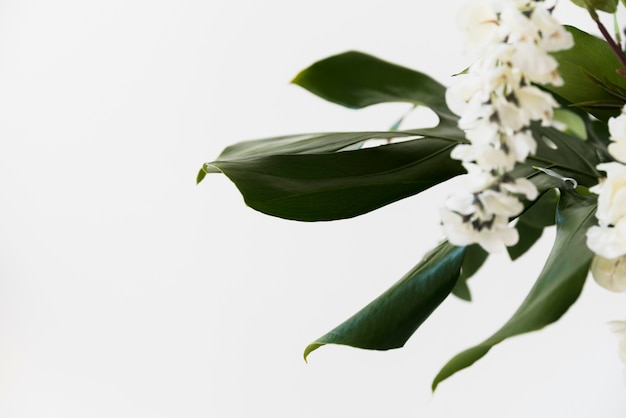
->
[[196, 167, 207, 184], [432, 189, 596, 390], [302, 241, 465, 357]]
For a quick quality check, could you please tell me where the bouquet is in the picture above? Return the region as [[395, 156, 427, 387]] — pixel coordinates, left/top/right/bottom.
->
[[199, 0, 626, 401]]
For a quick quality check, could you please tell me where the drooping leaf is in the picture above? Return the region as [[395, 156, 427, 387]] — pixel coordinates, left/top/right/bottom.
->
[[304, 241, 466, 359], [549, 26, 626, 121], [432, 188, 596, 391], [199, 130, 465, 221], [292, 51, 458, 124]]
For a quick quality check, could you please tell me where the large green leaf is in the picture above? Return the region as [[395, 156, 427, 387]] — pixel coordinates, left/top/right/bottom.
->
[[292, 51, 458, 124], [570, 0, 618, 14], [529, 124, 602, 187], [432, 188, 597, 391], [200, 129, 464, 221], [549, 26, 626, 121], [304, 241, 466, 359]]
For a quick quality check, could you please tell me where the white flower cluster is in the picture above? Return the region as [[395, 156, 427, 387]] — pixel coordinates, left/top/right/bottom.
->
[[441, 0, 573, 253], [587, 106, 626, 292]]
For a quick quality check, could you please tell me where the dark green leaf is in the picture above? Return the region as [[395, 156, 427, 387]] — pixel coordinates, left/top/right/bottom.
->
[[304, 241, 465, 359], [200, 131, 464, 221], [506, 189, 559, 261], [517, 188, 558, 229], [451, 278, 471, 302], [452, 245, 489, 302], [549, 26, 626, 121], [432, 188, 596, 391], [507, 220, 543, 261], [529, 124, 602, 186], [292, 51, 458, 123]]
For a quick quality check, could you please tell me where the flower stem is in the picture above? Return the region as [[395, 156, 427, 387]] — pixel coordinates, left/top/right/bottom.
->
[[587, 7, 626, 76]]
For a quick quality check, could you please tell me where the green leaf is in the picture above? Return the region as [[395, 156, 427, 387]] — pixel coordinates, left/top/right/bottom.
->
[[517, 188, 559, 229], [292, 51, 458, 124], [570, 0, 618, 13], [304, 241, 466, 359], [507, 220, 543, 261], [452, 245, 489, 302], [200, 130, 464, 221], [529, 124, 602, 186], [451, 278, 471, 302], [553, 108, 587, 140], [549, 26, 626, 121], [432, 188, 597, 391], [506, 188, 559, 261]]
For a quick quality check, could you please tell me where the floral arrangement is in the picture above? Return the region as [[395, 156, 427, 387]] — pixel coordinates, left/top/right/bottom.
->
[[199, 0, 626, 392]]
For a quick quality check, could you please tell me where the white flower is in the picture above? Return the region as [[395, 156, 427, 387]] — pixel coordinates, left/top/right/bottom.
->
[[510, 42, 562, 85], [445, 75, 487, 117], [442, 0, 570, 253], [493, 97, 529, 131], [463, 164, 499, 191], [505, 130, 537, 162], [607, 109, 626, 163], [479, 189, 524, 217], [452, 144, 517, 171], [608, 142, 626, 164], [457, 0, 506, 52], [593, 162, 626, 225], [586, 218, 626, 260], [464, 119, 500, 147], [516, 85, 559, 125], [444, 192, 477, 215], [531, 7, 574, 52], [501, 177, 539, 200], [609, 110, 626, 142], [499, 2, 537, 43], [440, 208, 518, 253], [590, 255, 626, 292]]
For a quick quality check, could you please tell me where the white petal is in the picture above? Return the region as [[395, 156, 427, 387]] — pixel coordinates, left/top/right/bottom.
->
[[531, 7, 574, 52], [590, 255, 626, 293], [493, 98, 528, 131], [586, 222, 626, 260], [502, 177, 538, 200], [479, 189, 523, 217], [516, 85, 558, 124], [445, 192, 476, 215], [609, 141, 626, 164], [457, 0, 506, 51]]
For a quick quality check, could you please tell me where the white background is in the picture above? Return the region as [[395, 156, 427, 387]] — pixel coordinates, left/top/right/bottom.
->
[[1, 0, 625, 417]]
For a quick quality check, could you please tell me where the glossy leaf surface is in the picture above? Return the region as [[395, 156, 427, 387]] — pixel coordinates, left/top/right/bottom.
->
[[200, 129, 464, 221], [432, 189, 597, 390], [304, 241, 466, 359]]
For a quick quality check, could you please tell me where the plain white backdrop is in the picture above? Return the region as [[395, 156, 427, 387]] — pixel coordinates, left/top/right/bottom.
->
[[1, 0, 625, 416]]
